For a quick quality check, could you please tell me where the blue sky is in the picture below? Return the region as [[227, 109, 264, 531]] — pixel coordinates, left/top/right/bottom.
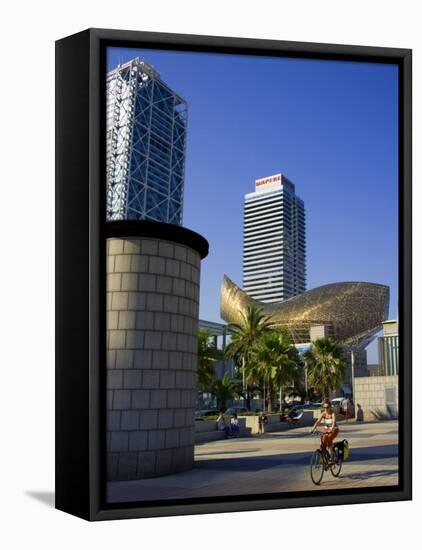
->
[[107, 48, 399, 362]]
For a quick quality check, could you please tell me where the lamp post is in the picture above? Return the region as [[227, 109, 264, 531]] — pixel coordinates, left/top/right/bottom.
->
[[350, 348, 356, 408]]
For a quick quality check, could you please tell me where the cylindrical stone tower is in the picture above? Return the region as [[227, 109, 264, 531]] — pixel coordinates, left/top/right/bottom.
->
[[105, 221, 208, 481]]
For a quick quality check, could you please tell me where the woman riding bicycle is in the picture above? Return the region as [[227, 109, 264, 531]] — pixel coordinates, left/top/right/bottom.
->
[[311, 399, 339, 463]]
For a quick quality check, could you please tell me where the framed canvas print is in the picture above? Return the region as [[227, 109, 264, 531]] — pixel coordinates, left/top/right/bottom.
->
[[55, 28, 412, 521]]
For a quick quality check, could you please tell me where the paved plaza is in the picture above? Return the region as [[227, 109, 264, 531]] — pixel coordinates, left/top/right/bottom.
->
[[107, 420, 398, 503]]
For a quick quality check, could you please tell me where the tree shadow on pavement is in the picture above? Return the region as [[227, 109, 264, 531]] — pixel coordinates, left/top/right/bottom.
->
[[340, 469, 398, 481]]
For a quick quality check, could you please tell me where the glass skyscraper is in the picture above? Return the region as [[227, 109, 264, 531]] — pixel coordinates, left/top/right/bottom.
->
[[106, 58, 187, 223], [242, 173, 306, 303]]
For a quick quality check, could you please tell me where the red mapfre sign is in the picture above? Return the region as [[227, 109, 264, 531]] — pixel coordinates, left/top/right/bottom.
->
[[255, 174, 282, 188]]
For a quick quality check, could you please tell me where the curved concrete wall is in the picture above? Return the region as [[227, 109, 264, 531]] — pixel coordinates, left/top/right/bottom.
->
[[106, 236, 201, 481]]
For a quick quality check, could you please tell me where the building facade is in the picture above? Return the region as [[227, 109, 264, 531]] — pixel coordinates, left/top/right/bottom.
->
[[378, 319, 399, 375], [106, 58, 187, 223], [242, 174, 306, 303]]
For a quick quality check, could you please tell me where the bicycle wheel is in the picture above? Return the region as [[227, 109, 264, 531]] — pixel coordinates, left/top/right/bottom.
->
[[310, 450, 324, 485], [330, 449, 343, 478]]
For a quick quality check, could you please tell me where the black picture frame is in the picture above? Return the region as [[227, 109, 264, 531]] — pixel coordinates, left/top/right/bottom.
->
[[55, 28, 412, 521]]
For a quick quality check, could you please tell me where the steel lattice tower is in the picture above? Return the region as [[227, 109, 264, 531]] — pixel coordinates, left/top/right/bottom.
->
[[106, 58, 187, 223]]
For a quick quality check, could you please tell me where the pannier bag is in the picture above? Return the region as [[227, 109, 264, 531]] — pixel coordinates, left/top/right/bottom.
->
[[334, 439, 349, 461]]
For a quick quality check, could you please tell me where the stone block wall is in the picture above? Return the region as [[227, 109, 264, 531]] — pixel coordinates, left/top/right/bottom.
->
[[106, 236, 201, 481], [354, 375, 399, 421]]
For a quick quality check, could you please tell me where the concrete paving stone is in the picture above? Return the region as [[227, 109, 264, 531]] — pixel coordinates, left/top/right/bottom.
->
[[128, 292, 146, 311], [179, 427, 194, 447], [152, 350, 169, 370], [158, 241, 175, 259], [142, 371, 160, 389], [173, 278, 185, 297], [121, 273, 138, 291], [150, 389, 168, 409], [115, 254, 132, 273], [172, 352, 183, 370], [137, 450, 157, 477], [108, 239, 124, 255], [171, 314, 184, 332], [125, 330, 144, 350], [185, 282, 195, 300], [138, 274, 156, 293], [187, 249, 200, 266], [158, 409, 174, 429], [107, 273, 121, 292], [174, 245, 187, 262], [191, 266, 200, 285], [165, 259, 180, 279], [130, 254, 149, 273], [131, 389, 150, 409], [165, 429, 180, 449], [129, 431, 149, 452], [109, 330, 126, 350], [117, 452, 138, 481], [185, 408, 195, 425], [107, 254, 115, 274], [107, 311, 119, 330], [123, 238, 142, 255], [177, 334, 189, 351], [111, 292, 129, 311], [107, 370, 123, 390], [118, 311, 136, 330], [174, 409, 186, 428], [149, 256, 166, 275], [148, 430, 166, 451], [141, 239, 158, 255], [107, 453, 119, 480], [167, 390, 181, 408], [135, 311, 154, 330], [156, 449, 173, 475], [124, 370, 142, 389], [175, 371, 187, 389], [107, 350, 116, 369], [112, 390, 132, 410], [154, 312, 171, 331], [144, 330, 162, 350], [110, 431, 129, 452], [179, 262, 191, 281], [146, 293, 164, 312], [163, 294, 179, 313], [134, 349, 153, 369], [172, 447, 187, 471], [156, 275, 173, 294], [139, 410, 158, 430], [116, 350, 134, 369], [160, 370, 175, 389], [121, 410, 139, 430], [107, 390, 113, 409], [107, 411, 121, 431], [188, 335, 197, 353], [162, 332, 178, 351]]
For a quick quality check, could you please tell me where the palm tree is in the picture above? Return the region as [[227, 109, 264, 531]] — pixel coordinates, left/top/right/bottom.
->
[[197, 329, 222, 393], [225, 305, 273, 407], [303, 337, 346, 400], [212, 372, 238, 412], [252, 331, 299, 412]]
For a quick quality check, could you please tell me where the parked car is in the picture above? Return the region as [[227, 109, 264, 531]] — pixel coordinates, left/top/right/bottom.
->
[[294, 402, 322, 410], [224, 406, 249, 416], [195, 409, 219, 420]]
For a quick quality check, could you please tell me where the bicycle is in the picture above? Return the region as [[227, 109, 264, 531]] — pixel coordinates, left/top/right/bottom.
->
[[309, 430, 343, 485]]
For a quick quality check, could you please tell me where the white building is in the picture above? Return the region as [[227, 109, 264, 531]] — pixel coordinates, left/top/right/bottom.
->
[[242, 173, 306, 303]]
